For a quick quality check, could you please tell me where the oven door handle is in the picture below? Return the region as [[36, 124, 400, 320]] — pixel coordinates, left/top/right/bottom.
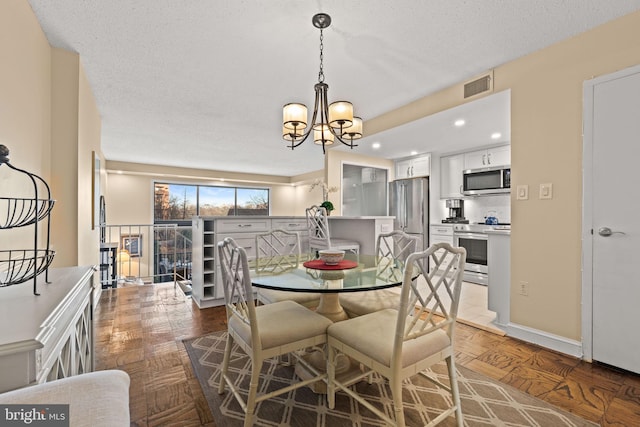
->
[[455, 233, 488, 240]]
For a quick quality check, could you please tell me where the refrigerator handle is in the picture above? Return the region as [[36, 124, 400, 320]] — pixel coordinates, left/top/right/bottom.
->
[[400, 183, 407, 229]]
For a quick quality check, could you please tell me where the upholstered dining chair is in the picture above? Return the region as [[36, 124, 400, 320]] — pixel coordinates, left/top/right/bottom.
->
[[306, 205, 360, 259], [255, 229, 320, 308], [217, 237, 333, 427], [327, 242, 467, 427], [339, 230, 420, 317]]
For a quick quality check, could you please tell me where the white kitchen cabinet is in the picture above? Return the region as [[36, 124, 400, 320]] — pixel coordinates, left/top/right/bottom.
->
[[463, 145, 510, 170], [395, 154, 430, 179], [429, 224, 454, 272], [439, 153, 465, 198]]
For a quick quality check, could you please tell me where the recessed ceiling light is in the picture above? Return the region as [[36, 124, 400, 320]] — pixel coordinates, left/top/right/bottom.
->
[[454, 119, 465, 127], [372, 142, 381, 149], [117, 170, 123, 174], [411, 151, 418, 156], [491, 132, 502, 140]]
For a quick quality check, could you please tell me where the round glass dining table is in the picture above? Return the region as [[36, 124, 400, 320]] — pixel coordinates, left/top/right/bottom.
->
[[251, 253, 406, 322]]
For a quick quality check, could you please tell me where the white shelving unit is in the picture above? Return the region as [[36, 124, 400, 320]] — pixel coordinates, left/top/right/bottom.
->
[[191, 216, 309, 308]]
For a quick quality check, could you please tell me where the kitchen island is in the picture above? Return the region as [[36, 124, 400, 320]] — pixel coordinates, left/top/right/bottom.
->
[[327, 216, 395, 255], [190, 215, 394, 308]]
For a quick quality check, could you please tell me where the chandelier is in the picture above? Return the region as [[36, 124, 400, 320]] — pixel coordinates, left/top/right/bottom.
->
[[282, 13, 362, 153]]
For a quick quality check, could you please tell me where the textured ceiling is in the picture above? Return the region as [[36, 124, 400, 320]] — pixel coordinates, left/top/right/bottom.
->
[[27, 0, 640, 177]]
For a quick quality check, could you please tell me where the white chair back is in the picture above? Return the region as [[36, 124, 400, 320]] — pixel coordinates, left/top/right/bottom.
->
[[255, 229, 300, 274], [396, 243, 466, 346], [306, 205, 331, 249], [376, 230, 420, 279], [217, 237, 258, 341]]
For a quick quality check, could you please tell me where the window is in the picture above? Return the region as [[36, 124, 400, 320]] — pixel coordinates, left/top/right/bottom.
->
[[154, 184, 197, 221], [154, 182, 269, 223]]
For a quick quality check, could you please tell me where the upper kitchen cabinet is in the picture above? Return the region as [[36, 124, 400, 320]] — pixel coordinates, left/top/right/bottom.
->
[[395, 154, 430, 179], [440, 153, 465, 199], [463, 145, 510, 170]]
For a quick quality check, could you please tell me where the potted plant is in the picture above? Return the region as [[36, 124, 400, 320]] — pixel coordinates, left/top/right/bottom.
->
[[310, 179, 338, 215], [320, 200, 334, 215]]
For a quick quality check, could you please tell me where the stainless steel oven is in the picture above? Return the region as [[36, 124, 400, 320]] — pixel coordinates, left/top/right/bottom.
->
[[453, 225, 488, 285]]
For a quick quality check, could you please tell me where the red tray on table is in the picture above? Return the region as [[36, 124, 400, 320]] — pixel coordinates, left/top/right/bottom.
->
[[302, 259, 358, 270]]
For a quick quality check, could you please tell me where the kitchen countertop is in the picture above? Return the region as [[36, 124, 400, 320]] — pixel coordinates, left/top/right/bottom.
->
[[328, 216, 395, 220], [198, 215, 395, 219]]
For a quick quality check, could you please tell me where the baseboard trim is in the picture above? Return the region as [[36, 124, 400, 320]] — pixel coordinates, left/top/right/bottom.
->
[[505, 322, 583, 358]]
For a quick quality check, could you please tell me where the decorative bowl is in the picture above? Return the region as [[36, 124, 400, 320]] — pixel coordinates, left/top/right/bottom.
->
[[318, 250, 345, 265]]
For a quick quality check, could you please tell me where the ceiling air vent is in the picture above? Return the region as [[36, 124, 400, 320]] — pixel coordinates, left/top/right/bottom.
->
[[464, 74, 492, 99]]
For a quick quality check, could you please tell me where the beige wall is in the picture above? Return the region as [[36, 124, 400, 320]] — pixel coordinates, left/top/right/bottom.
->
[[50, 49, 80, 266], [358, 11, 640, 341], [498, 12, 640, 340], [0, 1, 102, 271], [77, 64, 103, 267], [0, 0, 52, 250], [49, 49, 102, 268], [105, 164, 327, 224]]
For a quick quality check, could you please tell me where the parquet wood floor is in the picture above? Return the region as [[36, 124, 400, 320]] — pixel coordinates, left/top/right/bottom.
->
[[94, 283, 640, 426]]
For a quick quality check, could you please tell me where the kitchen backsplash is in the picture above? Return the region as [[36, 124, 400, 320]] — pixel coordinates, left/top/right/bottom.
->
[[436, 194, 510, 224]]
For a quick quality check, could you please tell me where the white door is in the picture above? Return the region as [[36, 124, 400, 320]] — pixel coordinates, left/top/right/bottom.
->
[[584, 65, 640, 374]]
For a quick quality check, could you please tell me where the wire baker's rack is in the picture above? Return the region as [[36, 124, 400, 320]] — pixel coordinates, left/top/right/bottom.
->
[[0, 144, 55, 295]]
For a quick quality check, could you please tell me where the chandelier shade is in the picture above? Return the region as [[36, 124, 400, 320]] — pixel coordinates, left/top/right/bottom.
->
[[329, 101, 353, 129], [314, 125, 335, 146], [283, 103, 308, 130], [343, 116, 363, 140], [282, 13, 362, 153]]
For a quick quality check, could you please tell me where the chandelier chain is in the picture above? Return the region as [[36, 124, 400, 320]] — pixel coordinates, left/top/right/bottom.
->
[[318, 29, 325, 83]]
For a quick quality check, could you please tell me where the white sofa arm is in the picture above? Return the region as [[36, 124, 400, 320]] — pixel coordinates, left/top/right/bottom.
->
[[0, 370, 130, 427]]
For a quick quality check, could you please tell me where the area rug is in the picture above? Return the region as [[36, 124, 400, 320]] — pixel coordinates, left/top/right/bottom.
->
[[184, 332, 596, 427]]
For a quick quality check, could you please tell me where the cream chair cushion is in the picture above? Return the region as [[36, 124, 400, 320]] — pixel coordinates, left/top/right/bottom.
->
[[328, 308, 451, 368], [228, 300, 332, 351], [339, 289, 399, 317]]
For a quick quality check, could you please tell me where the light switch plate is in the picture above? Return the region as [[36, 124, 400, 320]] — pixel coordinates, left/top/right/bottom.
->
[[539, 183, 553, 199], [516, 185, 529, 200]]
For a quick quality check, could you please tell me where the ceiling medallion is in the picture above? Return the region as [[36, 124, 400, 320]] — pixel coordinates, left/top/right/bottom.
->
[[282, 13, 362, 153]]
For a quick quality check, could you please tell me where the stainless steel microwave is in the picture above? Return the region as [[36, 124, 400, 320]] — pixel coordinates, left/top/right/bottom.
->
[[462, 166, 511, 196]]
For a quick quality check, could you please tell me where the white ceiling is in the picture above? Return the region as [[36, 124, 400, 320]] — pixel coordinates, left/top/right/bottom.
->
[[27, 1, 640, 177]]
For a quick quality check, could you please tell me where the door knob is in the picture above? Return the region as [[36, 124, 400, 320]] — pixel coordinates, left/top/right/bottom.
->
[[598, 227, 626, 237]]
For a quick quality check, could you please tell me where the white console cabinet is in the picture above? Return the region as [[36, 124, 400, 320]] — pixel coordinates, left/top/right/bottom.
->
[[191, 216, 309, 308], [0, 266, 95, 393]]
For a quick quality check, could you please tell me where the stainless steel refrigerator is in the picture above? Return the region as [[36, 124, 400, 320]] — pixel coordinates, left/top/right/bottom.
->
[[389, 177, 429, 250]]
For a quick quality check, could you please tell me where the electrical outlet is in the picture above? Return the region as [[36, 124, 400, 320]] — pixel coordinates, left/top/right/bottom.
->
[[519, 281, 529, 296], [516, 184, 529, 200]]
